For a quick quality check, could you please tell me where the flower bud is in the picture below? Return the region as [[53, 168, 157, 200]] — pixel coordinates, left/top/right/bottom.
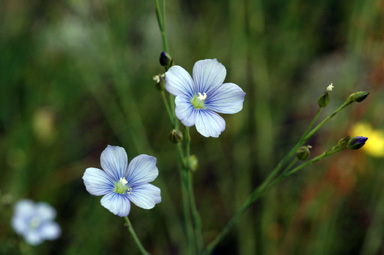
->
[[296, 146, 311, 160], [337, 136, 350, 147], [169, 129, 183, 143], [347, 136, 368, 150], [153, 73, 166, 91], [348, 91, 369, 103], [159, 51, 173, 67], [188, 155, 198, 172], [318, 92, 330, 108]]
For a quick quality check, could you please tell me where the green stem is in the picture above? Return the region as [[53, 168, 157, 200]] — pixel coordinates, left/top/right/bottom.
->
[[176, 143, 195, 255], [185, 127, 204, 252], [204, 99, 352, 254], [160, 90, 175, 128], [124, 217, 151, 255], [303, 100, 351, 141]]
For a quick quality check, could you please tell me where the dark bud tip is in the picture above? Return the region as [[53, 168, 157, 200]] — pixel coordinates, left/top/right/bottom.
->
[[347, 136, 368, 150], [169, 129, 183, 143], [159, 51, 173, 67], [337, 136, 351, 147], [296, 146, 311, 161], [349, 91, 369, 103], [318, 92, 330, 108]]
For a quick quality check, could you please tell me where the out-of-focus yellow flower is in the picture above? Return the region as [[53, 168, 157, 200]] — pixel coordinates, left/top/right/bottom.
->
[[350, 122, 384, 157]]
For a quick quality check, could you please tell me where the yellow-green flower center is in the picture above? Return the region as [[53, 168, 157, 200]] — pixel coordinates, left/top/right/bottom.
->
[[29, 217, 40, 229], [191, 93, 207, 109], [114, 177, 132, 195]]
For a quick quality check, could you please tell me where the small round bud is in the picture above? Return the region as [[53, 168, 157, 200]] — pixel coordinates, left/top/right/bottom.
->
[[188, 155, 198, 172], [347, 136, 368, 150], [337, 136, 351, 147], [169, 129, 183, 143], [296, 146, 311, 161], [159, 51, 173, 67], [318, 92, 330, 108], [349, 91, 369, 103], [153, 73, 166, 91]]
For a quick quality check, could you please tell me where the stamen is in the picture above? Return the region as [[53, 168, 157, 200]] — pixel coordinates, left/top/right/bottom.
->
[[119, 177, 128, 186], [198, 92, 207, 100]]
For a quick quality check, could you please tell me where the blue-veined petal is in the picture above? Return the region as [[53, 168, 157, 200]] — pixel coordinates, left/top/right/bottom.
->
[[175, 96, 197, 127], [100, 145, 128, 181], [39, 222, 61, 240], [83, 167, 114, 196], [35, 202, 56, 221], [101, 193, 131, 217], [195, 110, 226, 138], [129, 183, 161, 209], [127, 155, 158, 186], [165, 66, 195, 98], [206, 83, 246, 114], [193, 59, 226, 94]]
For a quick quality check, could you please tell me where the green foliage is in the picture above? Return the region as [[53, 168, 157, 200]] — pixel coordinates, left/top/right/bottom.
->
[[0, 0, 383, 254]]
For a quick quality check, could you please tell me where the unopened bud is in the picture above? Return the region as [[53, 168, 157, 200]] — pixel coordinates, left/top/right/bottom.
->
[[169, 129, 183, 143], [318, 92, 330, 108], [338, 136, 350, 147], [153, 73, 166, 91], [349, 91, 369, 103], [159, 51, 173, 67], [347, 136, 368, 150], [296, 146, 311, 160], [188, 155, 198, 171]]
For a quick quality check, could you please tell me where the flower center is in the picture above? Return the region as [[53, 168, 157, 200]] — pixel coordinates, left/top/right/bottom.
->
[[114, 177, 132, 195], [191, 93, 207, 109], [29, 217, 40, 229]]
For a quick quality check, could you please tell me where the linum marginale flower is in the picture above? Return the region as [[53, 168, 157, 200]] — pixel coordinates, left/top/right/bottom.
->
[[83, 145, 161, 217], [11, 199, 61, 245], [165, 59, 246, 138]]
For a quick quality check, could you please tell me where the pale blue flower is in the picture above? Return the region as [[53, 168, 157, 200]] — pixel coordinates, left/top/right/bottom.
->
[[165, 59, 246, 137], [11, 199, 61, 246], [83, 145, 161, 217]]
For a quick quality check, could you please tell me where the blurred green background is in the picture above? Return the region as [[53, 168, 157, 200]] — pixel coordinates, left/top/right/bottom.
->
[[1, 0, 384, 254]]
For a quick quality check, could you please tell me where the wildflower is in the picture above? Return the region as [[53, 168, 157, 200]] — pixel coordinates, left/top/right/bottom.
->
[[165, 59, 246, 137], [83, 145, 161, 217], [11, 199, 61, 245]]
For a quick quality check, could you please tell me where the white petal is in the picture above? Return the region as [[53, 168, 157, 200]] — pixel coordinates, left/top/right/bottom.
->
[[24, 230, 43, 246], [12, 216, 28, 234], [193, 59, 226, 94], [165, 66, 195, 98], [100, 145, 128, 181], [83, 167, 114, 196], [206, 83, 246, 114], [127, 155, 158, 186], [100, 193, 131, 217], [40, 222, 61, 240], [129, 183, 161, 209], [35, 202, 56, 221], [14, 199, 35, 217], [195, 110, 226, 138], [175, 96, 197, 127]]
